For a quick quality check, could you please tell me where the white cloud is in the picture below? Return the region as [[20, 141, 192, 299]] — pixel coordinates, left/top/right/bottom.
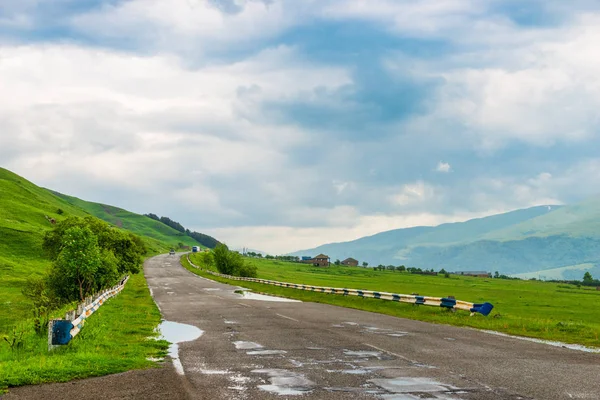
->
[[436, 161, 451, 173], [434, 13, 600, 149], [389, 181, 437, 206], [0, 43, 350, 220], [4, 1, 600, 255], [69, 0, 302, 55]]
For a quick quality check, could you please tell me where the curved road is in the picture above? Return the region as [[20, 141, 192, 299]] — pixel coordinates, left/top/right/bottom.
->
[[7, 254, 600, 399]]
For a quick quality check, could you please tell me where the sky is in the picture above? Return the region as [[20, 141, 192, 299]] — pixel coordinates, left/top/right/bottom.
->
[[2, 0, 600, 254]]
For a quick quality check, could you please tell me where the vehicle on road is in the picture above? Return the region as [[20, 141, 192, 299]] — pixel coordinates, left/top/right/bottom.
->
[[169, 249, 175, 255], [192, 246, 200, 252]]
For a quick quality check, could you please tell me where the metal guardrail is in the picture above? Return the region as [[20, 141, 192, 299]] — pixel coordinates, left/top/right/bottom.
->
[[48, 276, 129, 350], [186, 256, 494, 316]]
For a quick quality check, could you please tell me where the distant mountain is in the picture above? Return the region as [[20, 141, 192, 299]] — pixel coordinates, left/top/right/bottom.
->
[[290, 203, 600, 279]]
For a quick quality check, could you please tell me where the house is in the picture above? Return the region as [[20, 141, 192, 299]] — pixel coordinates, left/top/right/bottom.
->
[[341, 257, 359, 267], [453, 270, 490, 278], [312, 254, 330, 267], [301, 254, 330, 267]]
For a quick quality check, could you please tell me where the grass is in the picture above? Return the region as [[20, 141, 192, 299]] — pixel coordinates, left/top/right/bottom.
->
[[0, 167, 182, 392], [0, 272, 168, 393], [186, 254, 600, 347], [52, 191, 200, 249], [0, 167, 179, 334]]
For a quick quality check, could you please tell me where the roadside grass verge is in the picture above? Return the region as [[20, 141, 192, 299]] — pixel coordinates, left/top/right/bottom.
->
[[0, 273, 168, 393], [184, 254, 600, 347]]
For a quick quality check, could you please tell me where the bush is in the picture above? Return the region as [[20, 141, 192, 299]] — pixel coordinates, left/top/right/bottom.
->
[[200, 251, 213, 267], [212, 243, 257, 278]]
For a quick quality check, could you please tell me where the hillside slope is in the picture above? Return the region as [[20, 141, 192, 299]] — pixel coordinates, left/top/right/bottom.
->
[[0, 167, 199, 332], [51, 192, 199, 249], [290, 204, 600, 278]]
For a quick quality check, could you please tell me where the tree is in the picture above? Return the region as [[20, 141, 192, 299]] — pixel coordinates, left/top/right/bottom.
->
[[397, 265, 406, 272], [362, 261, 368, 268], [583, 271, 594, 283], [439, 268, 447, 274], [334, 259, 341, 265], [494, 271, 500, 279], [44, 216, 145, 275], [144, 213, 160, 221], [48, 226, 101, 302]]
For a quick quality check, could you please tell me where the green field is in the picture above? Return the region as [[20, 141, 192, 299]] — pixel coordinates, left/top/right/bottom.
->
[[187, 254, 600, 347], [0, 273, 168, 392]]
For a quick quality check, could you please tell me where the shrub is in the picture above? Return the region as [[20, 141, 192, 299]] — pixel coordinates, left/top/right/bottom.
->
[[212, 243, 257, 277]]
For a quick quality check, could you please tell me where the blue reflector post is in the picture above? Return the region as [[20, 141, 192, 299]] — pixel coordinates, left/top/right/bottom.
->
[[470, 302, 494, 316], [52, 320, 74, 345], [441, 297, 457, 308]]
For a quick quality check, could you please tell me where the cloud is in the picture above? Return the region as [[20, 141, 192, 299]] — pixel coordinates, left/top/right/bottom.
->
[[3, 1, 600, 255], [436, 161, 451, 173]]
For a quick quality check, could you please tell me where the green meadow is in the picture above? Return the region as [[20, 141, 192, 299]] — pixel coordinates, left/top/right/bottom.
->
[[0, 167, 186, 334], [186, 254, 600, 347], [0, 167, 185, 392], [0, 273, 168, 393]]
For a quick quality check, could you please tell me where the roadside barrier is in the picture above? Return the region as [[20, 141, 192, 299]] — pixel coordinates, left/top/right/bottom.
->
[[48, 276, 129, 350], [186, 257, 494, 316]]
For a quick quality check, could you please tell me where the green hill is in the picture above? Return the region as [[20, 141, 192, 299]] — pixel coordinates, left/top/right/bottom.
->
[[483, 198, 600, 240], [290, 202, 600, 279], [50, 192, 199, 249], [0, 167, 207, 333]]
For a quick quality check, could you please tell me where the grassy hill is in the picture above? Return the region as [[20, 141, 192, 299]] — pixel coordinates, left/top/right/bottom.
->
[[290, 203, 600, 278], [0, 167, 203, 333], [51, 192, 199, 249]]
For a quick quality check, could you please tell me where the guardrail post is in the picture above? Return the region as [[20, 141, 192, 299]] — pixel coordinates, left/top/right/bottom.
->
[[48, 320, 57, 351]]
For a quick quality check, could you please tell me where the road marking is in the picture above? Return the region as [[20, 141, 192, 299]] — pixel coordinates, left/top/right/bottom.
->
[[238, 303, 252, 308], [276, 313, 299, 322]]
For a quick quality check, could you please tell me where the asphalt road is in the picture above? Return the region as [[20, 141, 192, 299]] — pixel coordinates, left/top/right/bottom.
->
[[6, 254, 600, 399]]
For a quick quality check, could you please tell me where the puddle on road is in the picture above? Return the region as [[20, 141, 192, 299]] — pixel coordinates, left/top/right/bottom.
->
[[236, 290, 301, 303], [370, 377, 461, 400], [327, 368, 377, 375], [343, 350, 382, 358], [158, 321, 204, 375], [234, 341, 263, 350], [252, 369, 316, 396], [247, 350, 288, 355]]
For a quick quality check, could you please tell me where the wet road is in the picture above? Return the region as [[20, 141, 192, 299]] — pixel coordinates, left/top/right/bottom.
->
[[147, 254, 600, 400], [6, 254, 600, 400]]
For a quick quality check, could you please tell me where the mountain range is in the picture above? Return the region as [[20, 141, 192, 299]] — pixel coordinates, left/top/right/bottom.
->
[[290, 200, 600, 280]]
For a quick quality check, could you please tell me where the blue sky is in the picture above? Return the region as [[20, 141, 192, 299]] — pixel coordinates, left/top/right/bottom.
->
[[2, 0, 600, 253]]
